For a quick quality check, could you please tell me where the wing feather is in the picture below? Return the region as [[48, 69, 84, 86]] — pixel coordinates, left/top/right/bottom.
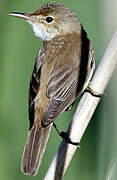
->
[[42, 33, 95, 127], [42, 67, 80, 126]]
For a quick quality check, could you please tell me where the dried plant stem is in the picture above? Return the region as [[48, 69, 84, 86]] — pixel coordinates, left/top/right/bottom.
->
[[44, 29, 117, 180]]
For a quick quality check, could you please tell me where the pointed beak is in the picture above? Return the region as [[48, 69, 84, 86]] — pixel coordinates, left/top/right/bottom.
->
[[9, 12, 34, 21]]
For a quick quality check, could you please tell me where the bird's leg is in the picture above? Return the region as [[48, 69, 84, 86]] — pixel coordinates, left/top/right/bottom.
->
[[53, 122, 79, 146], [65, 103, 74, 111], [85, 83, 103, 98]]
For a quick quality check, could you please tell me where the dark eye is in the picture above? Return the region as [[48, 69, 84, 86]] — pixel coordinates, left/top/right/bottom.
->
[[46, 16, 54, 23]]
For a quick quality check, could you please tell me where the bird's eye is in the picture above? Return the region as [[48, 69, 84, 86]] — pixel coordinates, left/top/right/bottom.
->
[[45, 16, 54, 23]]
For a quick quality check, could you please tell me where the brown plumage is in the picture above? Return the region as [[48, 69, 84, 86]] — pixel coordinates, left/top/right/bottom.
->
[[9, 2, 95, 176]]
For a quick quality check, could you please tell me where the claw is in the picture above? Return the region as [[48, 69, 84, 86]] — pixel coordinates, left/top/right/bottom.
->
[[53, 123, 79, 146]]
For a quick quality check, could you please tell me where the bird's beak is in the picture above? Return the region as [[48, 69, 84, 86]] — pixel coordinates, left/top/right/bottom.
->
[[9, 12, 34, 21]]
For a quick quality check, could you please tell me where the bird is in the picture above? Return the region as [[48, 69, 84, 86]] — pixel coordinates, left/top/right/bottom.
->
[[9, 2, 95, 176]]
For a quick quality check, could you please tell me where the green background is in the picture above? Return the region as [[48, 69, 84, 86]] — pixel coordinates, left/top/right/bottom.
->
[[0, 0, 117, 179]]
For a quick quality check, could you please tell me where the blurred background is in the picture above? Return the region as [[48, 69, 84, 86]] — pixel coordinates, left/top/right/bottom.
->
[[0, 0, 117, 179]]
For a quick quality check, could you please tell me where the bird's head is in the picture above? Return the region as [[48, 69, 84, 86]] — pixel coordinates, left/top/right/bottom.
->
[[9, 3, 81, 41]]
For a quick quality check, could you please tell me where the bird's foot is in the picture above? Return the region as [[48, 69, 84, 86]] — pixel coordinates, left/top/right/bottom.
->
[[85, 84, 103, 98], [53, 123, 79, 146]]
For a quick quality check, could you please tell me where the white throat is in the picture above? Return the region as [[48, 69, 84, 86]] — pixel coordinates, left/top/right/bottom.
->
[[27, 21, 55, 41]]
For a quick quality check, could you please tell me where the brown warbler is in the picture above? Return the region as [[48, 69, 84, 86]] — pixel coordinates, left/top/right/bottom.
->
[[9, 2, 96, 176]]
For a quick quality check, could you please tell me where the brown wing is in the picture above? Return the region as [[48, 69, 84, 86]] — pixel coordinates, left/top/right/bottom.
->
[[42, 27, 95, 127], [41, 62, 80, 127]]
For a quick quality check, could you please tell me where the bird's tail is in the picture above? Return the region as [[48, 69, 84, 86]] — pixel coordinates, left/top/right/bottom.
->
[[21, 123, 52, 176]]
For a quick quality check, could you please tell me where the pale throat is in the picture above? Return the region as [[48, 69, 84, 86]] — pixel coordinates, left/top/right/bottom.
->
[[27, 20, 57, 41]]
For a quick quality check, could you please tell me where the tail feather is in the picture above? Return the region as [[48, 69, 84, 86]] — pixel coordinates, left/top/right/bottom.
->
[[21, 123, 52, 176]]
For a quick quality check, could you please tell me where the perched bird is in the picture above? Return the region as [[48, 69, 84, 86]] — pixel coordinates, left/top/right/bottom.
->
[[9, 2, 95, 176]]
